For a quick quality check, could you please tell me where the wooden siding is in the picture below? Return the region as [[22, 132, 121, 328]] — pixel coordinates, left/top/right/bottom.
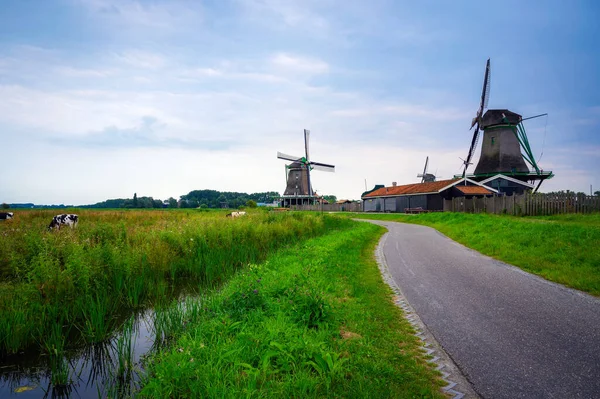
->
[[427, 194, 444, 211], [443, 193, 600, 215], [363, 198, 381, 212], [290, 202, 362, 212], [384, 197, 397, 212]]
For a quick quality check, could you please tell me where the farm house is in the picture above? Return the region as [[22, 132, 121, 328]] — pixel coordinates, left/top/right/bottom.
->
[[361, 178, 496, 212]]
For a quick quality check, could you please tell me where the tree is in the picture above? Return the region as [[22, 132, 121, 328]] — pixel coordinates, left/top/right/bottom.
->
[[1, 203, 9, 209], [168, 197, 178, 208], [133, 193, 138, 208], [246, 199, 257, 208], [323, 195, 337, 203], [595, 191, 600, 196]]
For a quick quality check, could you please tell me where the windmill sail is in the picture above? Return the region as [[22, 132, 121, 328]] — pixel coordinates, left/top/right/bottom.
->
[[464, 58, 491, 177]]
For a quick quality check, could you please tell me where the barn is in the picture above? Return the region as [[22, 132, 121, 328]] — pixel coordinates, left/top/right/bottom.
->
[[361, 178, 496, 212]]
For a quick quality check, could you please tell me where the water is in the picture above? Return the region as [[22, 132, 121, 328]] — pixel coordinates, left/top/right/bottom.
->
[[0, 281, 211, 399], [0, 309, 156, 398]]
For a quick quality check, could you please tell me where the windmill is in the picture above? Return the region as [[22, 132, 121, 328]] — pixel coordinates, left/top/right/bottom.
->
[[417, 156, 436, 183], [277, 129, 335, 206], [459, 59, 553, 192], [462, 59, 491, 178]]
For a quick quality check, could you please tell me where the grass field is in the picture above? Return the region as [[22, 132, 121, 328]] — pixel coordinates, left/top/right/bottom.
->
[[0, 209, 337, 358], [140, 219, 444, 398], [0, 210, 446, 397], [352, 212, 600, 297]]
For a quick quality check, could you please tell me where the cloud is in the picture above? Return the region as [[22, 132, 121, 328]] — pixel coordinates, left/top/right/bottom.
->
[[115, 50, 166, 69], [237, 0, 329, 30], [49, 116, 231, 150], [77, 0, 203, 31], [270, 53, 329, 74], [56, 66, 114, 78], [331, 104, 470, 121], [179, 67, 286, 83]]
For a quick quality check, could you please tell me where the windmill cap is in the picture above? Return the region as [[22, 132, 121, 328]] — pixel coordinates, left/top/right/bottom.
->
[[482, 109, 522, 128]]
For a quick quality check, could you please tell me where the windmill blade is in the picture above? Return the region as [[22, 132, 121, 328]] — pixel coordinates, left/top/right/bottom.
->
[[420, 156, 429, 182], [277, 151, 303, 162], [470, 58, 491, 129], [481, 58, 491, 110], [462, 123, 480, 177], [304, 129, 310, 161], [311, 160, 335, 168], [312, 164, 335, 172]]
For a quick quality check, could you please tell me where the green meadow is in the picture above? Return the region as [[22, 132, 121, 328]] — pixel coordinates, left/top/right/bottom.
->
[[0, 210, 445, 396], [140, 219, 444, 398], [352, 212, 600, 296], [0, 209, 332, 356]]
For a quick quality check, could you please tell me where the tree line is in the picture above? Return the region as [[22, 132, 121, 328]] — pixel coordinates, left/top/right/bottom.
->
[[80, 190, 281, 209], [2, 191, 340, 210]]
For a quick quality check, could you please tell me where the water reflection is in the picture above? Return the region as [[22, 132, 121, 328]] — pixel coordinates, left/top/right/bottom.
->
[[0, 309, 156, 398]]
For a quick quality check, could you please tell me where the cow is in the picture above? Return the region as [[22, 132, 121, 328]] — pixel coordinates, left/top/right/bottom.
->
[[48, 214, 79, 231], [226, 211, 247, 218], [0, 212, 13, 220]]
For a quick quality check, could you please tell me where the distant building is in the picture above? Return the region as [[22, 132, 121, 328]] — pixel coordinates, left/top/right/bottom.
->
[[257, 201, 279, 207], [362, 178, 496, 212]]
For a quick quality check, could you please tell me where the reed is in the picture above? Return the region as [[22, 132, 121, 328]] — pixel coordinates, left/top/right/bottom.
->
[[0, 209, 335, 354]]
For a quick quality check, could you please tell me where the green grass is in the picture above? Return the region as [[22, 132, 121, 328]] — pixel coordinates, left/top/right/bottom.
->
[[140, 220, 444, 398], [351, 212, 600, 296], [0, 209, 339, 355]]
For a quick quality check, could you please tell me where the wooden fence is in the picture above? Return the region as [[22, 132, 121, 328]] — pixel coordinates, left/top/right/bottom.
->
[[290, 202, 362, 212], [444, 193, 600, 216]]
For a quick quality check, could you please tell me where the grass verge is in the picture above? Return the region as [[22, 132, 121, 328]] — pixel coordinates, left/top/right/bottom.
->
[[351, 212, 600, 296], [140, 220, 444, 398]]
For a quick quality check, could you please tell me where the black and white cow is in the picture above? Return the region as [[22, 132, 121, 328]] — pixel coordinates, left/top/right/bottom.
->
[[0, 212, 14, 220], [48, 214, 79, 231], [226, 211, 247, 218]]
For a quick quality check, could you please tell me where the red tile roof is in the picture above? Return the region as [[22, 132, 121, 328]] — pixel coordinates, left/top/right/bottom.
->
[[363, 179, 460, 198], [455, 185, 493, 195]]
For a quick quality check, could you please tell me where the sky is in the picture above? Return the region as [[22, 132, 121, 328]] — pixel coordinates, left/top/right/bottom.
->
[[1, 0, 599, 205]]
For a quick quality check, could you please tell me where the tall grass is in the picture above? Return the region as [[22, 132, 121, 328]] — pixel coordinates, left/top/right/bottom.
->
[[0, 209, 339, 355]]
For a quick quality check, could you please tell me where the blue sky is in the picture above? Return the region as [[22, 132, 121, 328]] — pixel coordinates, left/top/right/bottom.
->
[[1, 0, 598, 204]]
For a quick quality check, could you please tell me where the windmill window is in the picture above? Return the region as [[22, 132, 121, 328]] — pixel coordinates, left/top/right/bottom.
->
[[491, 137, 496, 145]]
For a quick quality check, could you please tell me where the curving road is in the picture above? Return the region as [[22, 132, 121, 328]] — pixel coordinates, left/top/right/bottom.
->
[[366, 220, 600, 399]]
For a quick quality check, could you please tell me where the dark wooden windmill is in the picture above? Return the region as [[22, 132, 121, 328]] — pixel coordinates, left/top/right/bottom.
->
[[277, 129, 335, 206], [417, 156, 436, 182], [459, 59, 553, 193]]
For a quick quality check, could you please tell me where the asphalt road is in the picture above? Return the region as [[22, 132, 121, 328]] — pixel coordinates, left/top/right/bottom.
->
[[366, 220, 600, 399]]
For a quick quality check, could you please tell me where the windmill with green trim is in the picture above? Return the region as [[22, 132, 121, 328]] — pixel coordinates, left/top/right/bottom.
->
[[459, 58, 553, 193], [277, 129, 335, 206]]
